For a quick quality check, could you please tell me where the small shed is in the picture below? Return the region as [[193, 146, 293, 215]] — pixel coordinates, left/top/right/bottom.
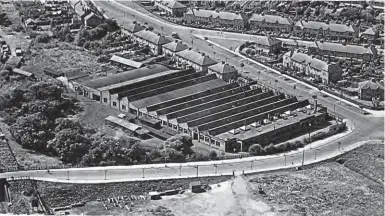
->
[[148, 192, 161, 200], [189, 181, 203, 193], [138, 115, 161, 129]]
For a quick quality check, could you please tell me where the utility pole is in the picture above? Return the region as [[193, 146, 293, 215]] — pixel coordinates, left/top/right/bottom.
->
[[250, 161, 253, 170], [104, 170, 107, 180], [142, 168, 145, 178], [67, 170, 69, 180], [214, 164, 217, 174], [284, 154, 287, 166], [179, 165, 182, 176], [302, 150, 305, 167]]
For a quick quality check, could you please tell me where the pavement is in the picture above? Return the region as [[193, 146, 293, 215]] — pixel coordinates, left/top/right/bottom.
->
[[0, 0, 383, 183]]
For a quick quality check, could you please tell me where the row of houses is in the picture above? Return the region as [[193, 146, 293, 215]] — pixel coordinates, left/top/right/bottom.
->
[[183, 9, 362, 40], [282, 50, 343, 84]]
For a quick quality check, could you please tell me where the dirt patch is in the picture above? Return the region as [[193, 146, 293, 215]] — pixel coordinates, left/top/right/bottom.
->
[[7, 176, 232, 210], [248, 162, 383, 216], [338, 142, 384, 184]]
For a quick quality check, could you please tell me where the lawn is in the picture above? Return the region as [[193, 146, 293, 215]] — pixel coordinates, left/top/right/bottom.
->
[[207, 37, 245, 51]]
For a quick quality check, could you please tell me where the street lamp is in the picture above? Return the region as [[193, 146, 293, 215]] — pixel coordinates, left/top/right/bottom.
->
[[314, 149, 320, 160], [338, 141, 342, 151], [334, 100, 341, 115]]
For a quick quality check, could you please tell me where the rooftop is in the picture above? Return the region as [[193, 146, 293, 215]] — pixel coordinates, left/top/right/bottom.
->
[[250, 14, 293, 25], [295, 20, 357, 33], [358, 80, 384, 90], [124, 22, 144, 33], [186, 9, 244, 21], [110, 55, 144, 69], [208, 62, 237, 74], [134, 30, 171, 45], [315, 41, 377, 55], [254, 36, 282, 46], [82, 64, 171, 90], [131, 79, 228, 110], [105, 116, 142, 132], [176, 49, 217, 66], [162, 40, 188, 52]]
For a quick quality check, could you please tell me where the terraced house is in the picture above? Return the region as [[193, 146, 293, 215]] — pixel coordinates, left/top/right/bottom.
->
[[309, 41, 378, 61], [161, 40, 188, 57], [184, 9, 247, 29], [293, 20, 358, 40], [175, 48, 217, 72], [249, 14, 294, 33], [283, 50, 343, 84], [133, 30, 171, 55]]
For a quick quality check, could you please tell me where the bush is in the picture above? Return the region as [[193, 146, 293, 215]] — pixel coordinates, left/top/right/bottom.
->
[[192, 152, 209, 161], [248, 144, 264, 156], [265, 143, 277, 154], [35, 34, 50, 43], [209, 150, 217, 160]]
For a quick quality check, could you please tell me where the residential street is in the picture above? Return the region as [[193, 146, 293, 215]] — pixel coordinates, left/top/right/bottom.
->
[[0, 0, 382, 183]]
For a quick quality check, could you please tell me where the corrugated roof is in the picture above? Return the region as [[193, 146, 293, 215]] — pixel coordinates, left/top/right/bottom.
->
[[130, 79, 228, 109], [315, 41, 377, 55], [162, 40, 188, 52], [134, 30, 171, 45], [110, 55, 144, 69], [295, 20, 357, 33], [82, 64, 171, 89], [208, 63, 237, 74], [176, 49, 217, 66], [250, 14, 293, 25], [105, 116, 142, 132]]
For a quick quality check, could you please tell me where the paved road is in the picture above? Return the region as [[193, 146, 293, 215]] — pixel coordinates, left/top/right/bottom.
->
[[0, 0, 382, 183]]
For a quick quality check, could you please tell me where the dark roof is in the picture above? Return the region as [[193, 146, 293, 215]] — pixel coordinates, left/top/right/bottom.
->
[[134, 30, 171, 45], [208, 62, 237, 74], [176, 49, 217, 66], [105, 116, 142, 132], [82, 64, 171, 90], [162, 40, 188, 52], [125, 22, 144, 33], [131, 79, 228, 109]]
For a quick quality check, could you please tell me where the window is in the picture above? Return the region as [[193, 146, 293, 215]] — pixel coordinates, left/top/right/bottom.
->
[[103, 98, 107, 103], [122, 105, 126, 110], [112, 102, 117, 107], [216, 141, 220, 147]]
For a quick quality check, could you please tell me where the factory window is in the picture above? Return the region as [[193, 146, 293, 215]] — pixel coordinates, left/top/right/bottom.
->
[[216, 141, 220, 147], [112, 102, 117, 107], [122, 105, 126, 110], [103, 98, 107, 103], [211, 140, 215, 145]]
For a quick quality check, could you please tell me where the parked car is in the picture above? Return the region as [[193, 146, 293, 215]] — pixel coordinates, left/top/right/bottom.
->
[[171, 32, 179, 38], [15, 47, 22, 56]]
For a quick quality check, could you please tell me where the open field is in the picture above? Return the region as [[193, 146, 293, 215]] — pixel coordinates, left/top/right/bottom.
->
[[23, 41, 113, 79]]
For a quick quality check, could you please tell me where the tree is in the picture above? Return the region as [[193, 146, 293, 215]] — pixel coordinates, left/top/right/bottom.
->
[[160, 148, 186, 162], [264, 143, 277, 154], [164, 134, 194, 156], [248, 144, 264, 156], [75, 28, 90, 46], [240, 63, 245, 73], [35, 34, 50, 43], [245, 48, 251, 55], [209, 150, 217, 160], [250, 50, 256, 56], [47, 128, 91, 163]]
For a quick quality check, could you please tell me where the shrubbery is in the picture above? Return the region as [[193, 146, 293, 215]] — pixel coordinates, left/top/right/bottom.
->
[[248, 123, 347, 156]]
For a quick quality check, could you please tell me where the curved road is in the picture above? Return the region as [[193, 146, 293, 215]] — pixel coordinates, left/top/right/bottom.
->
[[0, 1, 383, 183]]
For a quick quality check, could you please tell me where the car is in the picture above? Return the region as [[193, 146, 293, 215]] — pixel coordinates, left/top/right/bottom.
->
[[15, 47, 22, 56], [171, 32, 179, 38]]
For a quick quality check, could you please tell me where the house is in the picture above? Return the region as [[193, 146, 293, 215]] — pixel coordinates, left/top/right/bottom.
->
[[84, 12, 103, 28], [122, 21, 144, 36], [249, 14, 293, 33], [253, 36, 282, 53], [154, 0, 187, 17], [309, 41, 378, 61], [293, 20, 358, 40], [133, 30, 171, 55], [208, 61, 238, 82], [283, 50, 343, 83], [24, 18, 37, 27], [161, 40, 188, 57], [70, 0, 91, 19], [357, 79, 384, 101], [175, 48, 217, 72], [360, 27, 379, 42], [184, 9, 247, 29]]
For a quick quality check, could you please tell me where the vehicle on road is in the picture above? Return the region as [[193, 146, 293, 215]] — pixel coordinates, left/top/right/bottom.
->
[[172, 32, 179, 38]]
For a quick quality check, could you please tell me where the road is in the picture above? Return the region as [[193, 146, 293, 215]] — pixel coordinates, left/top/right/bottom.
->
[[0, 0, 383, 183]]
